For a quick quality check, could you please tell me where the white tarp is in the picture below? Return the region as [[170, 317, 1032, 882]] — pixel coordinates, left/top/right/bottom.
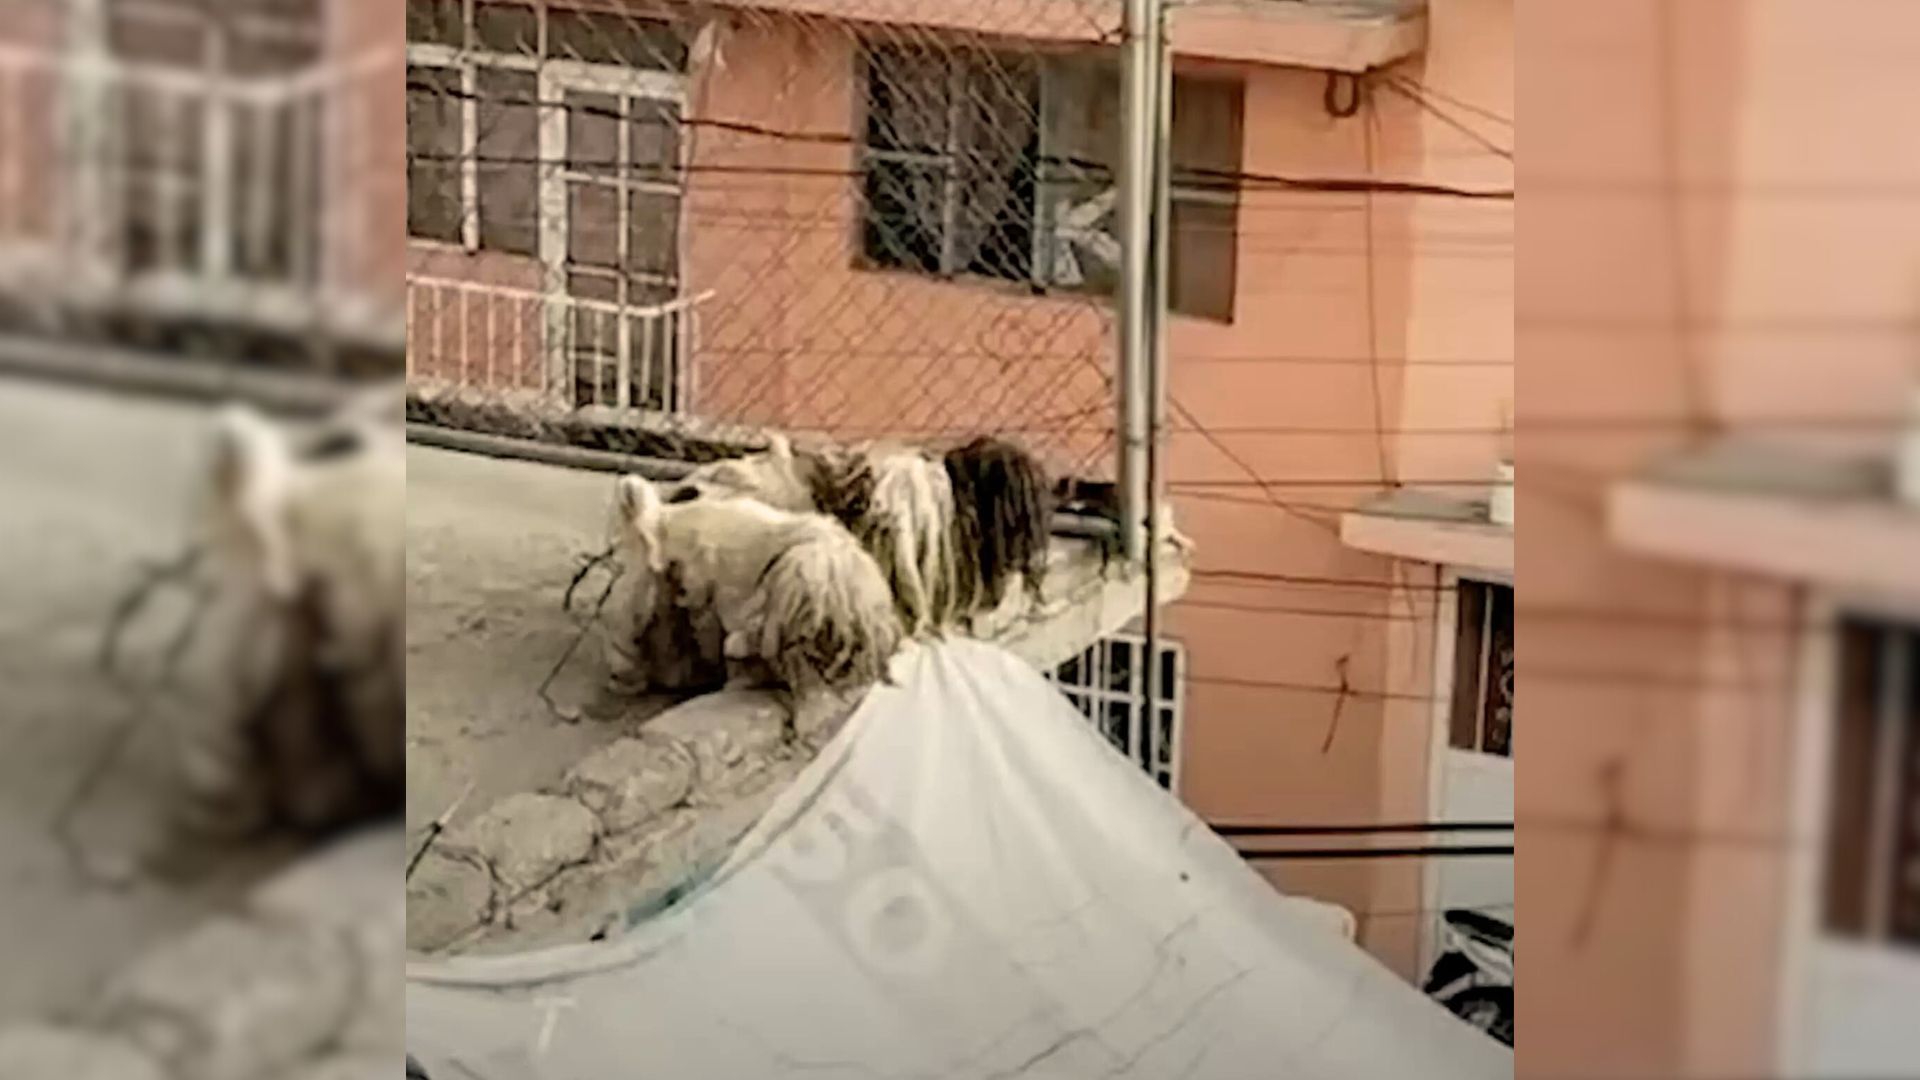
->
[[407, 639, 1512, 1079]]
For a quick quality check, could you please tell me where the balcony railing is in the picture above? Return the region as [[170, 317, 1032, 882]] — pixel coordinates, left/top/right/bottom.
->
[[0, 41, 397, 347], [405, 275, 710, 416]]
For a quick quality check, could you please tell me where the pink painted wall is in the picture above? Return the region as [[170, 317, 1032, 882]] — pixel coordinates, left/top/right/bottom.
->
[[330, 0, 409, 328], [1524, 0, 1920, 1077], [0, 2, 63, 259], [1165, 0, 1511, 981], [681, 16, 1112, 474]]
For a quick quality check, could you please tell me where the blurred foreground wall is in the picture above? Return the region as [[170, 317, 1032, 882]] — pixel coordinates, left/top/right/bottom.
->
[[1522, 1, 1920, 1077]]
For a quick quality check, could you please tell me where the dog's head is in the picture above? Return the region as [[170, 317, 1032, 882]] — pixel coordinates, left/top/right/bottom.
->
[[611, 474, 668, 574], [202, 404, 302, 602]]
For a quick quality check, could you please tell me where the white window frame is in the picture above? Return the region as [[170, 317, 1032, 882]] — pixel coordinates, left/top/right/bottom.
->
[[405, 39, 684, 255], [65, 0, 325, 320], [1778, 589, 1920, 1078], [538, 62, 686, 409], [405, 5, 694, 413], [1421, 565, 1516, 978], [1047, 632, 1186, 793]]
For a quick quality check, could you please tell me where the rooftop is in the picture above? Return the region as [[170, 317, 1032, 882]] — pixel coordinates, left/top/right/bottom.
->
[[403, 442, 1191, 956]]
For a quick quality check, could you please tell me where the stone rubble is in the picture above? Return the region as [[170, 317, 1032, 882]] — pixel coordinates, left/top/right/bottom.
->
[[406, 687, 836, 956], [0, 826, 404, 1080]]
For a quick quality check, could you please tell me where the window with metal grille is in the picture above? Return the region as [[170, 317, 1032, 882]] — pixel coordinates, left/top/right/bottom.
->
[[856, 44, 1241, 322], [1823, 618, 1919, 947], [857, 45, 1039, 283], [1047, 634, 1184, 790], [405, 0, 690, 412], [1449, 580, 1513, 758], [100, 0, 324, 283], [404, 0, 686, 261]]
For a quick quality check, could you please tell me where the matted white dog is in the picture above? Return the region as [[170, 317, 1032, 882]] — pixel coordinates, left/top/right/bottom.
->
[[671, 433, 1054, 638], [172, 389, 404, 836], [610, 473, 903, 738]]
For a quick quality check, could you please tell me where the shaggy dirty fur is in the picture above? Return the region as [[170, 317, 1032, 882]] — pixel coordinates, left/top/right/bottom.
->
[[675, 433, 1052, 637], [941, 436, 1050, 613], [172, 395, 404, 837], [602, 558, 728, 696], [611, 474, 902, 705]]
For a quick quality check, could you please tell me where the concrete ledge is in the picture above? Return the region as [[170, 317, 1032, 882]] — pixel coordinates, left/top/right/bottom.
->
[[1340, 488, 1512, 575], [0, 332, 378, 418], [405, 527, 1193, 957], [703, 0, 1425, 70], [1608, 442, 1920, 601], [1172, 0, 1426, 72], [988, 530, 1194, 670]]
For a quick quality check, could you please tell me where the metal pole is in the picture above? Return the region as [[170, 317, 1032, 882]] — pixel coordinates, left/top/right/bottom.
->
[[1116, 0, 1160, 567], [1141, 14, 1172, 784]]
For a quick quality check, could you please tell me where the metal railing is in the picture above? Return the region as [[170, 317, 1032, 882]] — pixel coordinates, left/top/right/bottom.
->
[[0, 39, 399, 348], [406, 274, 708, 414]]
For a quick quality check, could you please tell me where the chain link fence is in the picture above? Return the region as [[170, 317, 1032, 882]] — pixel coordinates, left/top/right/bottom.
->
[[402, 0, 1132, 482]]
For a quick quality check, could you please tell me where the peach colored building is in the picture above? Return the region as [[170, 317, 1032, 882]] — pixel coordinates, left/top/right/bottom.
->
[[402, 0, 1514, 986], [1526, 1, 1919, 1077]]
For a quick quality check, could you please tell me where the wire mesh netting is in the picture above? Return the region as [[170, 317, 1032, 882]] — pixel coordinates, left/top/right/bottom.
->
[[401, 0, 1144, 480]]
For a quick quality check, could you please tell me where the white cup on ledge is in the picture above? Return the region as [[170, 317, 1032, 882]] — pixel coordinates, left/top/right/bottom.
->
[[1489, 460, 1514, 527], [1899, 387, 1920, 509]]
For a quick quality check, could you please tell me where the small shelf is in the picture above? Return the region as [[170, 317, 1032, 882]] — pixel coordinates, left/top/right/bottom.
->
[[1340, 488, 1513, 575], [1608, 440, 1920, 601]]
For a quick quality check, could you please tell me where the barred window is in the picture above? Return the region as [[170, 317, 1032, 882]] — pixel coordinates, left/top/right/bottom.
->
[[405, 1, 686, 258], [1049, 634, 1185, 791], [406, 0, 686, 70], [1823, 618, 1919, 947], [1449, 580, 1513, 758], [474, 67, 540, 256], [404, 57, 544, 253], [858, 46, 1040, 282], [857, 43, 1242, 322], [101, 0, 324, 283], [406, 65, 464, 244]]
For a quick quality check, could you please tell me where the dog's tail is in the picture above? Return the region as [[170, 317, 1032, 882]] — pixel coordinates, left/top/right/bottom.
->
[[755, 520, 903, 694]]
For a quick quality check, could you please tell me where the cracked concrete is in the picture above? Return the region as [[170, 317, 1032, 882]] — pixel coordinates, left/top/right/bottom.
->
[[407, 688, 826, 956], [0, 380, 308, 1023], [0, 825, 403, 1080]]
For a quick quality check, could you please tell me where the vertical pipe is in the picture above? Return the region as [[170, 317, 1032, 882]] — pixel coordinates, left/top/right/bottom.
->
[[1116, 0, 1156, 567], [1141, 12, 1173, 786]]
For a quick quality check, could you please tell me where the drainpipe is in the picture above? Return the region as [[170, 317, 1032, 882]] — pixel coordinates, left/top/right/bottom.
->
[[1120, 0, 1172, 772], [1117, 0, 1164, 568]]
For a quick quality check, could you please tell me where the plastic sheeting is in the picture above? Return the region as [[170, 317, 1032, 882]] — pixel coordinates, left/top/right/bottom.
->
[[407, 639, 1512, 1079]]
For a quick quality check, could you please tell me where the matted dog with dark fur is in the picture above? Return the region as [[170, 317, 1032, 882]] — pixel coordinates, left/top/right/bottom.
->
[[163, 391, 404, 840], [608, 473, 903, 740], [671, 433, 1053, 637]]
